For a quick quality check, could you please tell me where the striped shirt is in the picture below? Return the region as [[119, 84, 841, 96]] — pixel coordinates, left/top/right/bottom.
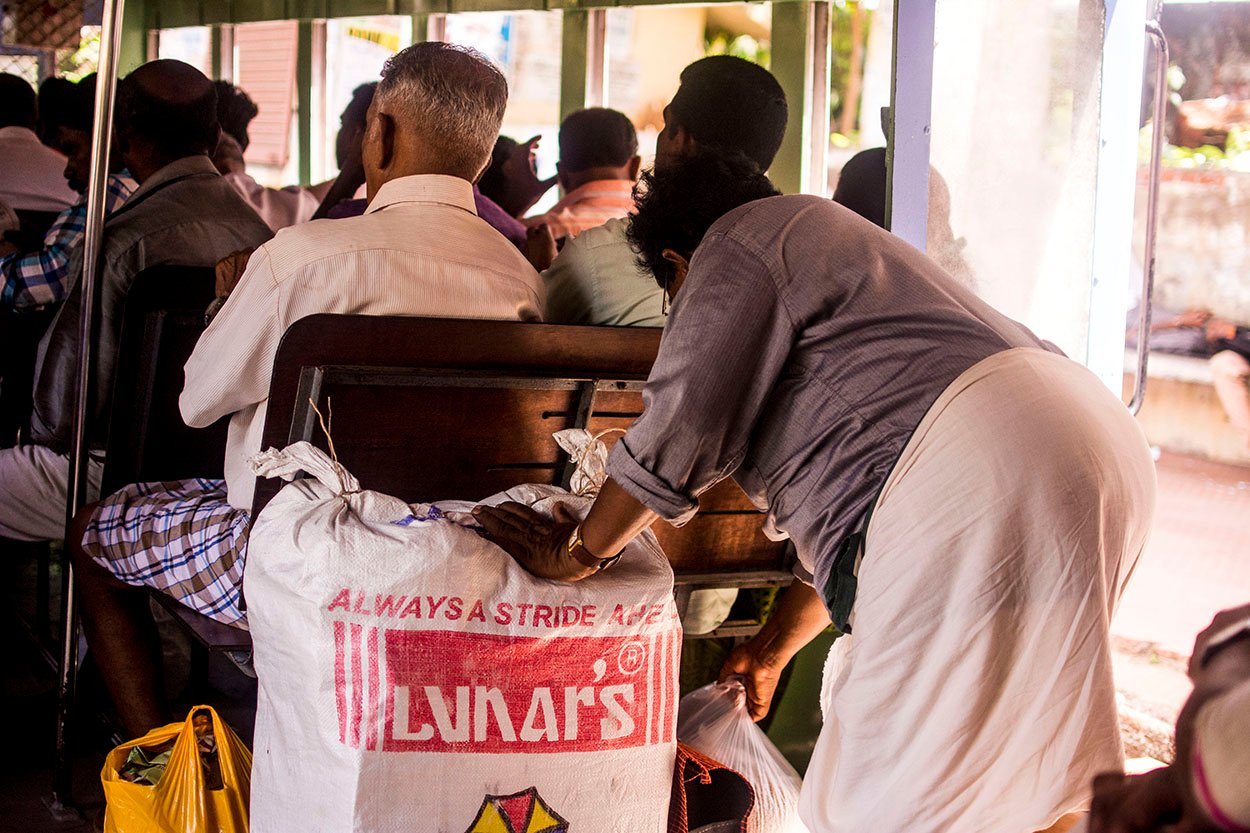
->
[[524, 179, 635, 240], [180, 174, 546, 511], [0, 173, 136, 311]]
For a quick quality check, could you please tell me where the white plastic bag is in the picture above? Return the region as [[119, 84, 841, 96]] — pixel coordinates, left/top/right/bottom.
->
[[678, 680, 809, 833]]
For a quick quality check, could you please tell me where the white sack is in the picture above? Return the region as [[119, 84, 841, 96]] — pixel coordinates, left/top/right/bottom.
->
[[246, 440, 680, 833]]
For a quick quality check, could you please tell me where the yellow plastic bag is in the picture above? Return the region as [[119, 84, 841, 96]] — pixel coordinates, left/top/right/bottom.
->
[[102, 705, 251, 833]]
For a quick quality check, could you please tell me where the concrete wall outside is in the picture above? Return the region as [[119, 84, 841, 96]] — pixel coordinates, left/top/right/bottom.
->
[[1135, 168, 1250, 322], [1125, 369, 1250, 466]]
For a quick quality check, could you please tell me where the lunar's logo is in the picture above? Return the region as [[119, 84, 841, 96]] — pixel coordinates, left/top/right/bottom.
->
[[464, 787, 569, 833]]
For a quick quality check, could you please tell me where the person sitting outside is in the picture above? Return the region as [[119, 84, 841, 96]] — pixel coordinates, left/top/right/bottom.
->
[[0, 73, 77, 214], [1148, 309, 1250, 450], [524, 107, 640, 241], [1, 75, 136, 311], [68, 42, 544, 739], [541, 56, 787, 331], [1089, 603, 1250, 833], [0, 60, 273, 544]]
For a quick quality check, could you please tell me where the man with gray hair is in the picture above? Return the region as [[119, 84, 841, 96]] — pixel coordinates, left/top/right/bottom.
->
[[66, 42, 544, 738]]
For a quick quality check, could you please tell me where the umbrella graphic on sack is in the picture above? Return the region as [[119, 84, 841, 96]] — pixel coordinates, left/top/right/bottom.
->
[[464, 787, 569, 833]]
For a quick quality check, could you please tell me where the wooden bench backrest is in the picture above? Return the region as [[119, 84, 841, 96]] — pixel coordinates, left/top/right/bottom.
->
[[252, 315, 792, 585], [101, 265, 229, 495]]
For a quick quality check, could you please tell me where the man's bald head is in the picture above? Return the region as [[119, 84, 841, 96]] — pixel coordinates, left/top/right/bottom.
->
[[116, 60, 219, 173]]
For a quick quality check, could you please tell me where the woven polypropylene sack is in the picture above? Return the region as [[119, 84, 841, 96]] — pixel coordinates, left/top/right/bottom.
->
[[245, 441, 681, 833]]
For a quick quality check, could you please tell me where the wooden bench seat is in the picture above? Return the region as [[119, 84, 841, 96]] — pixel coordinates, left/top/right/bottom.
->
[[121, 314, 795, 654]]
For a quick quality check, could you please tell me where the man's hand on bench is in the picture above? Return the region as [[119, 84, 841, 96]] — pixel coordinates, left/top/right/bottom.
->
[[472, 501, 597, 583]]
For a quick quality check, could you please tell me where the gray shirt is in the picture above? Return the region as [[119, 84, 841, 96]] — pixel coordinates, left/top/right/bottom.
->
[[30, 155, 273, 451], [607, 195, 1049, 591]]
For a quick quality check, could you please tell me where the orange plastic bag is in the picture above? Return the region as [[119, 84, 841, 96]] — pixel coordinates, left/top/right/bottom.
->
[[101, 705, 251, 833]]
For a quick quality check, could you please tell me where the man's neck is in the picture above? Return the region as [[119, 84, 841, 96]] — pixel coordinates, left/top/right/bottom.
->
[[562, 166, 634, 192], [128, 153, 204, 185]]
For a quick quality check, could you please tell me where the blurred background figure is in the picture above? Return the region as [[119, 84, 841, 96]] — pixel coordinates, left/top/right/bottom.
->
[[832, 146, 977, 291], [0, 73, 77, 214], [211, 80, 335, 231], [1089, 603, 1250, 833], [35, 76, 76, 148]]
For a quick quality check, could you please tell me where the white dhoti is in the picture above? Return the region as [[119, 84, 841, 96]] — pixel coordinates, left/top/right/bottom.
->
[[798, 348, 1156, 833]]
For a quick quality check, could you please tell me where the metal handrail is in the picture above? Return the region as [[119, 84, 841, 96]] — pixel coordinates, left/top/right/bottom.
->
[[49, 0, 125, 817], [1129, 18, 1169, 416]]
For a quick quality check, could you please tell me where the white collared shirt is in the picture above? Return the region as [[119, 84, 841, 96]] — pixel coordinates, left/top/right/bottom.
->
[[181, 173, 546, 510], [0, 126, 77, 212]]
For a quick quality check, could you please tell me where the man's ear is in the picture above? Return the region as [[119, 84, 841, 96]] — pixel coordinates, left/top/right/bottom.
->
[[375, 112, 397, 173], [627, 155, 642, 182]]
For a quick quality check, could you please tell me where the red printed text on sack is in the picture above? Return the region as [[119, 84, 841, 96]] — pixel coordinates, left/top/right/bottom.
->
[[333, 624, 680, 754]]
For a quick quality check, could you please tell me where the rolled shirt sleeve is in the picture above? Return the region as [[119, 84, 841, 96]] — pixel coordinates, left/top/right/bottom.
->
[[607, 233, 796, 524], [1191, 676, 1250, 832]]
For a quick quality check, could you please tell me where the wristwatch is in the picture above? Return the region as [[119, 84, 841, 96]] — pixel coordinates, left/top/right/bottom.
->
[[566, 523, 623, 573], [1199, 615, 1250, 669]]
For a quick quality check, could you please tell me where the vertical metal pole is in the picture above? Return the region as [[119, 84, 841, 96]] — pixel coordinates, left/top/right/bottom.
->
[[585, 8, 608, 109], [807, 1, 832, 196], [1128, 18, 1169, 415], [559, 10, 590, 121], [1086, 0, 1150, 392], [769, 1, 811, 195], [49, 0, 125, 816], [211, 23, 235, 81], [887, 0, 935, 250], [309, 20, 328, 184], [297, 20, 316, 186], [221, 24, 235, 82], [424, 14, 447, 43]]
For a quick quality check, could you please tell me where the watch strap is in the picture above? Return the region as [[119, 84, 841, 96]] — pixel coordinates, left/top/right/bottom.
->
[[567, 523, 622, 572]]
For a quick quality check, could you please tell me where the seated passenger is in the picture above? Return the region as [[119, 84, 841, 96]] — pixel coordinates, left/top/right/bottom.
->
[[478, 133, 557, 221], [212, 80, 338, 231], [319, 84, 528, 250], [523, 107, 640, 240], [0, 73, 78, 213], [542, 56, 787, 327], [69, 42, 544, 739], [0, 60, 273, 543], [1, 75, 136, 312]]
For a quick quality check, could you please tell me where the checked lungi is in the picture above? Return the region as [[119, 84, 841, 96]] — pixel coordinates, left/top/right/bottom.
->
[[82, 479, 251, 627]]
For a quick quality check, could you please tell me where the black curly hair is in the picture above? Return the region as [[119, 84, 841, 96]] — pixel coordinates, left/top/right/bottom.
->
[[626, 149, 780, 290], [213, 81, 259, 151]]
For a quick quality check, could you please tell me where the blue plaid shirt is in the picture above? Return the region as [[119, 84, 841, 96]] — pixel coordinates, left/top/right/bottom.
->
[[0, 173, 136, 311]]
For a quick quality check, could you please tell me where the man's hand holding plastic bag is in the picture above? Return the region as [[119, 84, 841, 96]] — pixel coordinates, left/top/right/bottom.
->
[[719, 581, 833, 722]]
